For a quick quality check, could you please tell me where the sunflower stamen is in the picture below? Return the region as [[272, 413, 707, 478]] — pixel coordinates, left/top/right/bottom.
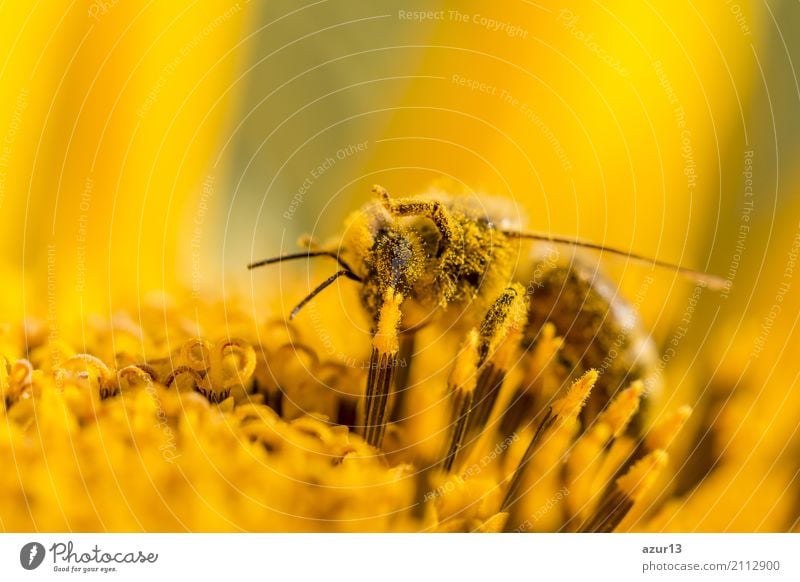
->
[[362, 288, 403, 448], [581, 450, 668, 532], [442, 330, 480, 472], [501, 369, 598, 514], [466, 284, 528, 437]]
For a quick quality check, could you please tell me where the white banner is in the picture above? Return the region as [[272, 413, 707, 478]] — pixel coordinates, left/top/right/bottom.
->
[[0, 533, 797, 581]]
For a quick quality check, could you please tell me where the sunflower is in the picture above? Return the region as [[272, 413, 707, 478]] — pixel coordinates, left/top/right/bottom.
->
[[1, 2, 799, 533], [1, 277, 698, 532]]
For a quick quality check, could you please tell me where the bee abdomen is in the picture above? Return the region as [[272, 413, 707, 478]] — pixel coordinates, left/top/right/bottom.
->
[[521, 262, 658, 425]]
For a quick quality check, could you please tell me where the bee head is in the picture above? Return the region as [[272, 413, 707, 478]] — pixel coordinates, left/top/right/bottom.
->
[[370, 225, 424, 295], [341, 200, 432, 320]]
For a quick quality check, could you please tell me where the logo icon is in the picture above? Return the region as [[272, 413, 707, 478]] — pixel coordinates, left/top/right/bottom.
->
[[19, 542, 46, 570]]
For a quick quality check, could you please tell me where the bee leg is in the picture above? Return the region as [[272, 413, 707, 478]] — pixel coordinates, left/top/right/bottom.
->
[[362, 288, 404, 448]]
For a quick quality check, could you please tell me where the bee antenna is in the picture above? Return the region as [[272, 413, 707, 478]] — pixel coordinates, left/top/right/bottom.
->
[[503, 231, 727, 291], [248, 251, 358, 274], [289, 269, 363, 320]]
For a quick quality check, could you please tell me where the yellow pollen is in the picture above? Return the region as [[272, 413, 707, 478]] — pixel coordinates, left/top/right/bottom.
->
[[373, 289, 404, 355]]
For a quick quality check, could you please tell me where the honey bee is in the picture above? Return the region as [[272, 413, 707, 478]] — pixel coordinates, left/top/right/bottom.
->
[[249, 185, 722, 454]]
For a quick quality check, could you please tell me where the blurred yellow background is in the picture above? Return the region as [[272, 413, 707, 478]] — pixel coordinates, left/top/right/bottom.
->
[[1, 1, 798, 530]]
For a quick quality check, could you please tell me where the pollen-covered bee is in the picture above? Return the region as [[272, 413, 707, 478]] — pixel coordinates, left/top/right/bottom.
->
[[249, 185, 722, 459]]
